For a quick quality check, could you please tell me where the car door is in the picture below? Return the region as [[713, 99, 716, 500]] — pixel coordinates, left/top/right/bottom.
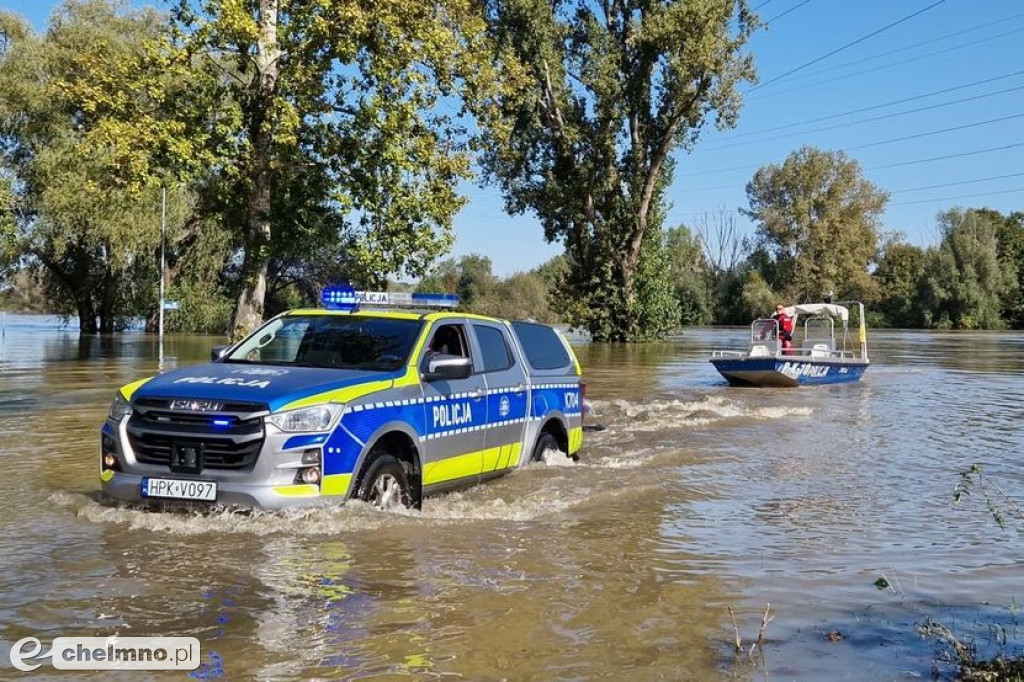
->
[[472, 321, 530, 472], [418, 319, 488, 488]]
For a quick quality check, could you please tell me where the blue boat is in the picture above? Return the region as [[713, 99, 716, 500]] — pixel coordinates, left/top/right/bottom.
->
[[710, 302, 870, 387]]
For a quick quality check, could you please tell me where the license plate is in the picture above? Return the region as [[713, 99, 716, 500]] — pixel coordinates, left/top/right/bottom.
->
[[141, 477, 217, 502]]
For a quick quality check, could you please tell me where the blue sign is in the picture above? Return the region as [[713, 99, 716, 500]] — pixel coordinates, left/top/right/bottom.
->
[[162, 300, 180, 311]]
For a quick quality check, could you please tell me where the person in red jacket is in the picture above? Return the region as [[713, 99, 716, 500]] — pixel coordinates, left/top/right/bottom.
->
[[773, 304, 794, 354]]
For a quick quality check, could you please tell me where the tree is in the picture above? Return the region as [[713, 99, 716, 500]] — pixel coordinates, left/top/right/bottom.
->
[[474, 271, 560, 322], [745, 147, 887, 303], [476, 0, 757, 341], [0, 1, 207, 332], [665, 225, 712, 325], [919, 209, 1014, 330], [173, 0, 487, 340], [974, 208, 1024, 328], [416, 253, 496, 306], [737, 268, 777, 322], [692, 207, 747, 322], [874, 239, 925, 328]]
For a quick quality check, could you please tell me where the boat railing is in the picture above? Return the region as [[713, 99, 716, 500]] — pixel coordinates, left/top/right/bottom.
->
[[751, 318, 779, 342], [710, 301, 869, 363]]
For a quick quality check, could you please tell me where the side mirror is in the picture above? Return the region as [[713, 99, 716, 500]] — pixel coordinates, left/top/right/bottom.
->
[[424, 355, 472, 381], [211, 345, 229, 361]]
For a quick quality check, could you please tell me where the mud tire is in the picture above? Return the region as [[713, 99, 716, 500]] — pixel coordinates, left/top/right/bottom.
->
[[356, 454, 413, 510]]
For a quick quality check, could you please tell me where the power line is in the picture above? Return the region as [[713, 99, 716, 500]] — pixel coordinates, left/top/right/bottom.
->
[[747, 0, 949, 93], [764, 0, 812, 25], [870, 143, 1024, 171], [682, 162, 755, 179], [753, 0, 776, 10], [766, 11, 1024, 87], [891, 187, 1024, 206], [681, 141, 1024, 181], [749, 26, 1024, 101], [703, 83, 1024, 152], [848, 113, 1024, 151], [683, 169, 1024, 195], [891, 172, 1024, 194], [716, 71, 1024, 142]]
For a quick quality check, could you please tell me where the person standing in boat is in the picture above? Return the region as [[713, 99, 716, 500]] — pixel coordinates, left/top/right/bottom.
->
[[773, 304, 795, 355]]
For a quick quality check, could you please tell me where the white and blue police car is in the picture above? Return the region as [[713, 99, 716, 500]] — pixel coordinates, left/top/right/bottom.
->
[[99, 287, 585, 510]]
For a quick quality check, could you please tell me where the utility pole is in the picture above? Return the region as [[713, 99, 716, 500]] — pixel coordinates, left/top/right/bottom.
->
[[159, 186, 166, 367]]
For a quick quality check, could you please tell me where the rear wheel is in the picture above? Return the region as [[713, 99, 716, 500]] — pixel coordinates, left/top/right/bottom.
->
[[356, 454, 412, 510], [530, 431, 562, 463]]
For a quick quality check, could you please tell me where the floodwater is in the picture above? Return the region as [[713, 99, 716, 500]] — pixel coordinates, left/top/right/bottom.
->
[[1, 313, 1022, 680]]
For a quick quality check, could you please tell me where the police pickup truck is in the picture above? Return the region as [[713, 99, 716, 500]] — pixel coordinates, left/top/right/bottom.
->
[[99, 288, 584, 510]]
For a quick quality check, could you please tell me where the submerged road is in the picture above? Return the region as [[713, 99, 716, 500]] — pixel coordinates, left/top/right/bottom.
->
[[0, 315, 1021, 679]]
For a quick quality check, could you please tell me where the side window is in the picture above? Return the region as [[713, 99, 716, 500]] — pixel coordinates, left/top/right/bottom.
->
[[426, 323, 471, 359], [511, 322, 571, 370], [234, 318, 309, 363], [474, 324, 514, 373]]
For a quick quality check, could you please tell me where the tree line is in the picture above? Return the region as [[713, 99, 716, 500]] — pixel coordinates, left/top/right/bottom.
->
[[0, 0, 759, 340], [667, 147, 1024, 331], [447, 147, 1023, 332], [0, 2, 1018, 338]]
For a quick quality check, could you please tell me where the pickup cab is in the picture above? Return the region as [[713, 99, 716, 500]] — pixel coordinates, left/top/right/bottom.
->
[[99, 295, 584, 510]]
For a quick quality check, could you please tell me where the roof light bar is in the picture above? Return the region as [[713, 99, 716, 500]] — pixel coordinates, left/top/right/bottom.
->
[[356, 291, 459, 309], [321, 284, 358, 311]]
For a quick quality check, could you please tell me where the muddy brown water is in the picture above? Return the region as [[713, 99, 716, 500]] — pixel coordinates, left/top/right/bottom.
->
[[1, 314, 1022, 680]]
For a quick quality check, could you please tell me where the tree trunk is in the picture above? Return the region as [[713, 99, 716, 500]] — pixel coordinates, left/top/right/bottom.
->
[[98, 266, 117, 334], [77, 295, 98, 334], [231, 0, 280, 342]]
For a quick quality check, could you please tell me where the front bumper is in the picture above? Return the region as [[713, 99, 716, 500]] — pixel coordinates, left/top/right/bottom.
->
[[101, 414, 354, 510], [100, 471, 332, 510]]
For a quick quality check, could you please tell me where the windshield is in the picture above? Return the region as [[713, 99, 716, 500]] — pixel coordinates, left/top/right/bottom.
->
[[224, 315, 423, 371]]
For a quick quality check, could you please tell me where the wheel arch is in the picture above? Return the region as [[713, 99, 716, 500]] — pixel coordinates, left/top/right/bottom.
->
[[351, 425, 423, 505], [538, 414, 569, 453]]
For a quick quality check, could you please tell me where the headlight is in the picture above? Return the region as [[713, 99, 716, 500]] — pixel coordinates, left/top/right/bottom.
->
[[266, 404, 343, 433], [108, 394, 132, 421]]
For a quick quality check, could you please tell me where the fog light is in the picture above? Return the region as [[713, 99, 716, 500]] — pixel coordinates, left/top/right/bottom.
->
[[300, 467, 320, 484], [102, 453, 118, 470]]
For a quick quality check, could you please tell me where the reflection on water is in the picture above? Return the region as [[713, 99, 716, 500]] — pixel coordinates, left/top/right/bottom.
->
[[1, 315, 1022, 679]]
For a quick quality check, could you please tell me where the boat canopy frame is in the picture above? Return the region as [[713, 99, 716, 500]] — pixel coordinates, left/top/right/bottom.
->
[[712, 300, 868, 362]]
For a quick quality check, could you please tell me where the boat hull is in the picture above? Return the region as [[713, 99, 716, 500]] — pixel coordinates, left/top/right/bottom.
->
[[710, 357, 869, 387]]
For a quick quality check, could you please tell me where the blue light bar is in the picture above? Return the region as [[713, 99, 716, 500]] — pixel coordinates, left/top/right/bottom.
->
[[212, 418, 231, 428], [321, 284, 358, 311], [411, 293, 460, 308]]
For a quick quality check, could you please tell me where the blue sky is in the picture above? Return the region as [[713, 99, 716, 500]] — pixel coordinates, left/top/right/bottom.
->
[[7, 0, 1023, 275]]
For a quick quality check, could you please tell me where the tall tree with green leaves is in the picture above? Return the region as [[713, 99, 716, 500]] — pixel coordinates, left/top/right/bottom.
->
[[874, 239, 925, 327], [665, 225, 712, 325], [0, 1, 208, 332], [475, 0, 757, 341], [745, 147, 888, 304], [973, 208, 1024, 328], [173, 0, 490, 339], [919, 209, 1014, 330]]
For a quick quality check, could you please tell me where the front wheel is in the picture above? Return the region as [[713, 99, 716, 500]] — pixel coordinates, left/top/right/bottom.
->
[[356, 454, 413, 510], [530, 431, 563, 463]]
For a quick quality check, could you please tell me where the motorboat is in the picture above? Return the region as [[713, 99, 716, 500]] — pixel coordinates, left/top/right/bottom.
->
[[709, 301, 869, 386]]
